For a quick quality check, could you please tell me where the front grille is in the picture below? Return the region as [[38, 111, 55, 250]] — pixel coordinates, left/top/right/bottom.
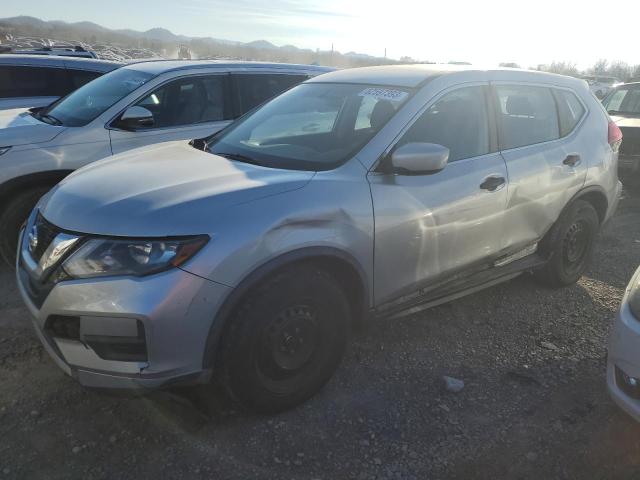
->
[[30, 212, 61, 263]]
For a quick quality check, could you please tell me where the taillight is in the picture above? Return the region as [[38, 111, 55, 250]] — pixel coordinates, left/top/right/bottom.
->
[[609, 120, 623, 152]]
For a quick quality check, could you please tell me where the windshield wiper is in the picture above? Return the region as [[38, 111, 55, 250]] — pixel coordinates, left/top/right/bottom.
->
[[37, 113, 63, 126], [608, 110, 640, 117], [215, 152, 264, 166]]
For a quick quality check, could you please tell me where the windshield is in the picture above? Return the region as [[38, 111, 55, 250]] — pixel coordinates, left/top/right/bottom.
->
[[41, 68, 154, 127], [604, 87, 640, 115], [207, 83, 411, 171]]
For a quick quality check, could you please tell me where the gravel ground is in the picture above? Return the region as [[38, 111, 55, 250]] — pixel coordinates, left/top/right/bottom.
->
[[2, 186, 640, 479]]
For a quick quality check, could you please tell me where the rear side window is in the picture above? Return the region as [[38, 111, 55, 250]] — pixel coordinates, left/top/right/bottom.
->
[[67, 69, 103, 89], [554, 89, 585, 137], [395, 86, 490, 162], [234, 74, 309, 115], [0, 65, 69, 98], [496, 85, 559, 150]]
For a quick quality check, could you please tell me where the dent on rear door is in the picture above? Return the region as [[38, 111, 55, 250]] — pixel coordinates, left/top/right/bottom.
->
[[500, 139, 587, 252]]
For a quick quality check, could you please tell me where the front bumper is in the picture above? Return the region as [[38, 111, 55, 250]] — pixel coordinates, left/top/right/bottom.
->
[[607, 271, 640, 420], [16, 227, 232, 390]]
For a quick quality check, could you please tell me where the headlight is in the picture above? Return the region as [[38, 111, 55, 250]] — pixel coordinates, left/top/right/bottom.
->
[[627, 269, 640, 320], [62, 236, 208, 279]]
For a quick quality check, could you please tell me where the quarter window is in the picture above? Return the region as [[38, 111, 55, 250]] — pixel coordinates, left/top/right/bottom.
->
[[496, 85, 559, 150], [395, 86, 490, 162], [555, 89, 585, 137]]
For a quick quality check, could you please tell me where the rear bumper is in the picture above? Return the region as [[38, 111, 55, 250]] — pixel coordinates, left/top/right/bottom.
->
[[619, 154, 640, 172]]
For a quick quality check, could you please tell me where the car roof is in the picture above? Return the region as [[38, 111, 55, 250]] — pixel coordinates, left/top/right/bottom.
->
[[307, 64, 586, 89], [122, 59, 333, 76], [0, 54, 123, 72]]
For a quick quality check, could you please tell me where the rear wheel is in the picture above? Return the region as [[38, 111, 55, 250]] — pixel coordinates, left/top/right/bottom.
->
[[217, 265, 350, 413], [0, 187, 49, 267], [535, 200, 599, 287]]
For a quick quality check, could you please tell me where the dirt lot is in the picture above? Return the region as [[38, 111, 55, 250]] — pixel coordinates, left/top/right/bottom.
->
[[2, 187, 640, 480]]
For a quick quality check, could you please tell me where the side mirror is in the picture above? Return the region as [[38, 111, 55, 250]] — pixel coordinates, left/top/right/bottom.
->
[[116, 106, 154, 131], [390, 142, 450, 174]]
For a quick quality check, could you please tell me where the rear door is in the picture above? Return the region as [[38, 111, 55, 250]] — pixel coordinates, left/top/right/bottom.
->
[[232, 73, 309, 115], [494, 83, 588, 255], [369, 84, 509, 305], [109, 73, 233, 155]]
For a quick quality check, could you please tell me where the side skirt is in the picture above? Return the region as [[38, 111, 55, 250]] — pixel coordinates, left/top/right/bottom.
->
[[374, 252, 547, 320]]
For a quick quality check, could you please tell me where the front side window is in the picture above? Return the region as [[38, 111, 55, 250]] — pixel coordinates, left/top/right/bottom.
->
[[603, 87, 640, 116], [235, 74, 308, 114], [0, 66, 68, 98], [496, 85, 559, 150], [395, 86, 490, 162], [208, 83, 411, 171], [42, 68, 153, 127], [132, 75, 229, 129]]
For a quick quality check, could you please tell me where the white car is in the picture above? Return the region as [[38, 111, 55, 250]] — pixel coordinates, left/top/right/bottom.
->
[[0, 60, 331, 265], [608, 266, 640, 420]]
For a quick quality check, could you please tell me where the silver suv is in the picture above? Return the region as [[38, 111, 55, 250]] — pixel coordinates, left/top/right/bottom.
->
[[17, 65, 622, 412], [0, 60, 331, 265]]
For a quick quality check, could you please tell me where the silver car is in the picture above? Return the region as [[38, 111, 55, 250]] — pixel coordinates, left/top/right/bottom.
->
[[0, 60, 331, 265], [17, 65, 622, 412]]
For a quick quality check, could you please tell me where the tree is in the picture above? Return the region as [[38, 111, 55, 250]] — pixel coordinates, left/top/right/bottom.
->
[[537, 61, 578, 76], [591, 59, 608, 75]]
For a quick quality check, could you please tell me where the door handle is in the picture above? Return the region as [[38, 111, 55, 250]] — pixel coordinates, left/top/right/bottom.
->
[[480, 175, 506, 192], [563, 154, 581, 167]]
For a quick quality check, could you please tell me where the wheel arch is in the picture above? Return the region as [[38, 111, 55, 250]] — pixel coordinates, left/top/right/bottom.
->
[[202, 246, 370, 370], [538, 185, 608, 255], [0, 170, 74, 213], [571, 185, 609, 225]]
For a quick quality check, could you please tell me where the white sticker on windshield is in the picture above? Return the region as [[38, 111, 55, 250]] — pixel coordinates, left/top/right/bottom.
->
[[358, 88, 408, 103]]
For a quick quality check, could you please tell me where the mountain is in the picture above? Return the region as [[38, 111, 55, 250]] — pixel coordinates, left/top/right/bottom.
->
[[0, 15, 400, 67]]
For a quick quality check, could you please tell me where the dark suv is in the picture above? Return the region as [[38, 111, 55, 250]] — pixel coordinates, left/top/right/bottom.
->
[[603, 82, 640, 178]]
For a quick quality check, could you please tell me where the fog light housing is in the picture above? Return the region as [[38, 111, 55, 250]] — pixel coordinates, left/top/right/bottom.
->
[[615, 366, 640, 400], [84, 320, 147, 362], [45, 315, 80, 340]]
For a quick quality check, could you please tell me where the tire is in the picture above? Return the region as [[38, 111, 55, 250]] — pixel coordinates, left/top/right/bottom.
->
[[0, 187, 49, 268], [217, 265, 350, 413], [534, 200, 599, 288]]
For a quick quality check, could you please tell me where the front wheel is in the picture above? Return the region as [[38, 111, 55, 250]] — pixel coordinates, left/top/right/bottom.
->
[[535, 200, 599, 288], [217, 265, 350, 413], [0, 187, 49, 268]]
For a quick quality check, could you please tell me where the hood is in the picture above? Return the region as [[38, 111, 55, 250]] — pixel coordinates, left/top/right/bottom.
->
[[41, 141, 315, 237], [610, 115, 640, 128], [0, 109, 65, 147]]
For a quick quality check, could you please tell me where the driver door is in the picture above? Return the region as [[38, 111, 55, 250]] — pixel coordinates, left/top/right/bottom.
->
[[368, 85, 509, 306], [109, 74, 232, 155]]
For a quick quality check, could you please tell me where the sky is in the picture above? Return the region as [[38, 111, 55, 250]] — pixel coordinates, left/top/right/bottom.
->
[[4, 0, 640, 69]]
